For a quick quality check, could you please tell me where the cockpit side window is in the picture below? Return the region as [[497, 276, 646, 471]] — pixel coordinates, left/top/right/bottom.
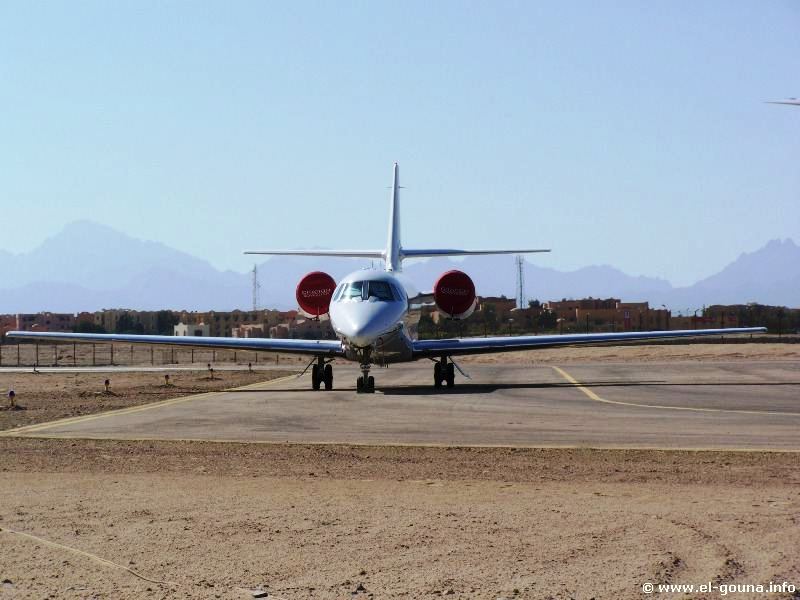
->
[[391, 284, 405, 301], [367, 280, 395, 301]]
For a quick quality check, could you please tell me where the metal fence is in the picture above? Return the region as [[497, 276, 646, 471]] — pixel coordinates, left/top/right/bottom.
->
[[0, 342, 305, 367]]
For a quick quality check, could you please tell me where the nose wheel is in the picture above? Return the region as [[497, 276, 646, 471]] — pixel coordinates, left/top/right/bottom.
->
[[356, 362, 375, 393], [356, 375, 375, 393]]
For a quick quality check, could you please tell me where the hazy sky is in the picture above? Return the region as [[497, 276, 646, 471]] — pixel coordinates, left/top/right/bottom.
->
[[1, 1, 798, 286]]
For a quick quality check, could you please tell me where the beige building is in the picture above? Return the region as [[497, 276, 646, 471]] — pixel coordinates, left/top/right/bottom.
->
[[432, 296, 517, 324], [1, 314, 18, 337], [176, 309, 296, 337], [15, 312, 76, 332], [94, 309, 153, 333], [269, 317, 335, 340], [174, 322, 210, 336], [232, 324, 266, 338], [544, 298, 671, 332]]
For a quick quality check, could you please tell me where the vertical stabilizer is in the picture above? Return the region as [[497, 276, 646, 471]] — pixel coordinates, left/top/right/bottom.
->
[[385, 162, 402, 271]]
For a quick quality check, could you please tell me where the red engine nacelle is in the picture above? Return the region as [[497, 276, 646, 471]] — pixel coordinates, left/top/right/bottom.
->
[[296, 271, 336, 317], [434, 270, 477, 320]]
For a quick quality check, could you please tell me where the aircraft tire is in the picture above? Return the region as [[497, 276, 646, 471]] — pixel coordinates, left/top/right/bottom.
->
[[433, 362, 443, 388], [324, 364, 333, 390], [311, 364, 321, 390], [446, 363, 455, 388]]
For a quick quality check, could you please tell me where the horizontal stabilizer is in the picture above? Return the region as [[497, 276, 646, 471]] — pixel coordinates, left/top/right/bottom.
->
[[244, 249, 385, 259], [401, 248, 550, 259]]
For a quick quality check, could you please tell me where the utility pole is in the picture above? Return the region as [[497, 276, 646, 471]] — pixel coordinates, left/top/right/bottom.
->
[[251, 264, 261, 311], [515, 255, 526, 309]]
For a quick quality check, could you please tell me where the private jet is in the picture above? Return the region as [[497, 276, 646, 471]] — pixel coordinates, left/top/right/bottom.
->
[[8, 164, 766, 392], [766, 98, 800, 106]]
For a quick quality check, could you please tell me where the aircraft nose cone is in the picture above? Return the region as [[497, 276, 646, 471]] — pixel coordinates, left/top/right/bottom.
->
[[331, 301, 398, 347], [347, 328, 374, 347], [338, 319, 380, 347]]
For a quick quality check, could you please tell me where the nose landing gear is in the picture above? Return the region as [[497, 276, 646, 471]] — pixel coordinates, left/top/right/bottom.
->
[[356, 373, 375, 393], [354, 348, 375, 394], [356, 361, 375, 393]]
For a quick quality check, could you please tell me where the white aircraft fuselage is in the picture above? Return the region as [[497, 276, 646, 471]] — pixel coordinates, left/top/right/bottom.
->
[[328, 268, 420, 365]]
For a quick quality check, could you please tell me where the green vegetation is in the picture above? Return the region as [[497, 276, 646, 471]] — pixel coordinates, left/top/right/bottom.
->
[[73, 321, 106, 334], [156, 310, 179, 335], [114, 313, 144, 334]]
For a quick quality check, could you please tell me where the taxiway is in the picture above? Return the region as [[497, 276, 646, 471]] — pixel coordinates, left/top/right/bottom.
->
[[5, 361, 799, 450]]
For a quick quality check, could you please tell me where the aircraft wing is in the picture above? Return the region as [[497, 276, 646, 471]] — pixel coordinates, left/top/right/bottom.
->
[[411, 327, 766, 358], [5, 331, 344, 357]]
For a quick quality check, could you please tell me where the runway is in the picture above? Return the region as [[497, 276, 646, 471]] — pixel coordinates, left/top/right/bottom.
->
[[4, 361, 800, 450]]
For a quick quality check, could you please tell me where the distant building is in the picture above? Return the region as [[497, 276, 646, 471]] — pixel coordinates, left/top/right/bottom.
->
[[704, 305, 741, 328], [478, 296, 518, 314], [174, 322, 210, 336], [431, 296, 516, 324], [0, 314, 17, 337], [14, 312, 76, 332], [175, 309, 294, 337], [269, 323, 290, 339], [232, 324, 265, 338], [269, 317, 335, 339], [75, 312, 96, 326], [544, 298, 671, 332]]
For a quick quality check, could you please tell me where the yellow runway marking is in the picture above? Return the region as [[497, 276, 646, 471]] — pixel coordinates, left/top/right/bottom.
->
[[0, 374, 297, 437], [551, 366, 800, 417]]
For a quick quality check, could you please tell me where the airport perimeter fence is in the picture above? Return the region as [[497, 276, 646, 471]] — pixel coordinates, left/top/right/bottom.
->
[[0, 341, 308, 368]]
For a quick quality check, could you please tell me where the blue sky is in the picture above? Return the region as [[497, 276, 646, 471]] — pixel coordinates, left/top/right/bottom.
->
[[0, 1, 798, 286]]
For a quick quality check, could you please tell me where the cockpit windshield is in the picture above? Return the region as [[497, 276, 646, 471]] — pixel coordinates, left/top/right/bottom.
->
[[367, 281, 395, 301], [334, 280, 396, 302], [340, 281, 364, 300]]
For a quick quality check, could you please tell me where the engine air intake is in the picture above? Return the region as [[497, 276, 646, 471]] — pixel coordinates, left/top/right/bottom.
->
[[433, 270, 477, 320], [296, 271, 336, 317]]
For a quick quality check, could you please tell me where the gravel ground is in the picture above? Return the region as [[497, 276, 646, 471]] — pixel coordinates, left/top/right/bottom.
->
[[0, 441, 798, 600]]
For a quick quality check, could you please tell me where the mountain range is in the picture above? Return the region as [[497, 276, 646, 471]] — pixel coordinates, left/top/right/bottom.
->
[[0, 221, 798, 313]]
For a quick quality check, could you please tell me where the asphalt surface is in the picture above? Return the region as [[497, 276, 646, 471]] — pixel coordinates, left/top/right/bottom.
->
[[4, 361, 800, 450]]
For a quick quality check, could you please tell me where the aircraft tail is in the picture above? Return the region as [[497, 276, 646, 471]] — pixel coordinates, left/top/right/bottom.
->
[[385, 162, 402, 271], [245, 162, 551, 269]]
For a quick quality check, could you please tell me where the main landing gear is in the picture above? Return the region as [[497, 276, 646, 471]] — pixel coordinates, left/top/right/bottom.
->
[[311, 357, 333, 391], [433, 356, 455, 388]]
